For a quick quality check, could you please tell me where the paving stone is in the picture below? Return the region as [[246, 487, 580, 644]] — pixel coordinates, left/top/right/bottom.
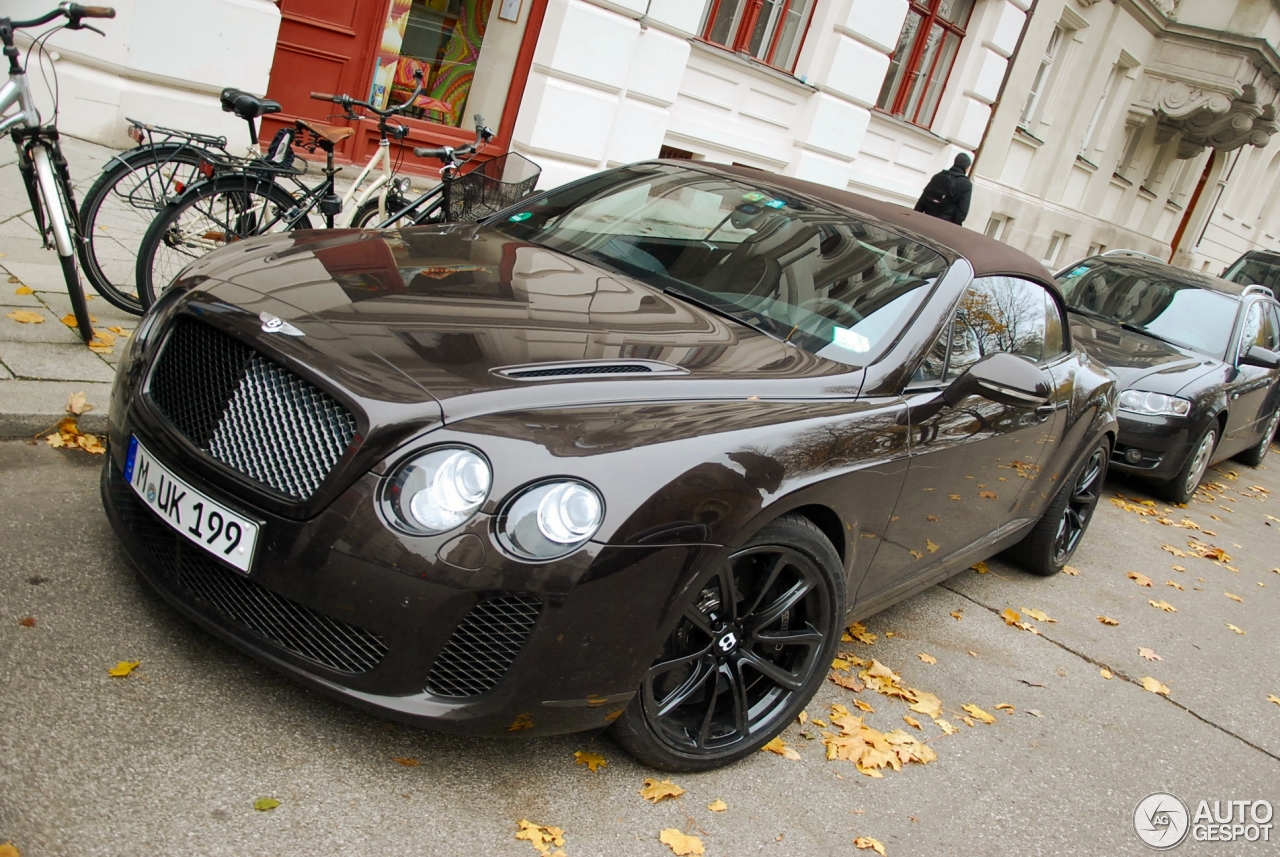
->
[[0, 360, 12, 380], [0, 341, 116, 382], [0, 378, 112, 436], [3, 259, 71, 293], [0, 282, 45, 308], [0, 234, 56, 263], [39, 291, 140, 331], [0, 304, 82, 343]]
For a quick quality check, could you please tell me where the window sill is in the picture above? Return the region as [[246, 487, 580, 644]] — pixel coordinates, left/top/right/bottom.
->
[[689, 41, 816, 93], [870, 108, 951, 145], [1075, 154, 1099, 172], [1014, 125, 1045, 147], [1111, 172, 1133, 187]]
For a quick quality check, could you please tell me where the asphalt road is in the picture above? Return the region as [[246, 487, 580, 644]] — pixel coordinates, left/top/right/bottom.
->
[[2, 438, 1278, 856]]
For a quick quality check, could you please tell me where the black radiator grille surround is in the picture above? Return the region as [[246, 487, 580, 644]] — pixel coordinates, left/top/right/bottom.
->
[[148, 319, 356, 500], [109, 465, 388, 675], [425, 595, 543, 698]]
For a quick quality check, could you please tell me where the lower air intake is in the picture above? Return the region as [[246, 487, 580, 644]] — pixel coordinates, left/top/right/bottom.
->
[[424, 594, 543, 698]]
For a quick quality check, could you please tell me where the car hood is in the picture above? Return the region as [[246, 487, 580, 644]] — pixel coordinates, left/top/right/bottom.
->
[[172, 225, 863, 423], [1068, 312, 1219, 394]]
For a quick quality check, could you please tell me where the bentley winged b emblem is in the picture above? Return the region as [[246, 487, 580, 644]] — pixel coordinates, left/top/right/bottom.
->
[[259, 311, 304, 336]]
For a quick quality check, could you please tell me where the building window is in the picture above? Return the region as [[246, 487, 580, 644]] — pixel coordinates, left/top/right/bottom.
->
[[984, 214, 1012, 241], [878, 0, 975, 128], [1086, 242, 1107, 257], [1043, 232, 1069, 267], [701, 0, 817, 71], [1020, 26, 1063, 127]]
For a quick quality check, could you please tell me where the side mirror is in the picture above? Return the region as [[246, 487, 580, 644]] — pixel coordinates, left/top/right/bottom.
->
[[943, 352, 1051, 409], [1241, 345, 1280, 369]]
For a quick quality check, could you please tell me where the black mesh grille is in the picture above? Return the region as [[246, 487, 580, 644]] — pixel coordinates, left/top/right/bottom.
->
[[148, 319, 357, 500], [507, 364, 653, 378], [424, 595, 542, 697], [109, 465, 387, 675]]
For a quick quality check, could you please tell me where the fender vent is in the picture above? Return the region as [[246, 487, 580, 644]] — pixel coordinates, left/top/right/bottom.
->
[[495, 360, 686, 380]]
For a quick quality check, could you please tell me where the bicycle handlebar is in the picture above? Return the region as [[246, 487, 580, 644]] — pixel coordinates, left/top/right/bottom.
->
[[8, 4, 115, 30], [68, 5, 116, 18], [310, 92, 341, 103]]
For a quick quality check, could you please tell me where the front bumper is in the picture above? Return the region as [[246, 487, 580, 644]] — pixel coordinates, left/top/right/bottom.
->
[[101, 442, 712, 737], [1108, 411, 1199, 481]]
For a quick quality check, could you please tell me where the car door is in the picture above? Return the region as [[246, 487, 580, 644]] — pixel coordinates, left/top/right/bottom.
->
[[856, 276, 1060, 602], [1223, 299, 1280, 452]]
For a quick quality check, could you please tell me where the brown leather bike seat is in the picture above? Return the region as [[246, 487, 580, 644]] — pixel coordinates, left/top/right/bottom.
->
[[295, 119, 355, 145]]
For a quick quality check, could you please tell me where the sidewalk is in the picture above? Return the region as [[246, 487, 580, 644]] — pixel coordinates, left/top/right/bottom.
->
[[0, 135, 128, 438]]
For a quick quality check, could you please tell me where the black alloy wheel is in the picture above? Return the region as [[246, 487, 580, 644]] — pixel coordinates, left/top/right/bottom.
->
[[1005, 437, 1110, 576], [1053, 445, 1106, 564], [611, 515, 843, 771]]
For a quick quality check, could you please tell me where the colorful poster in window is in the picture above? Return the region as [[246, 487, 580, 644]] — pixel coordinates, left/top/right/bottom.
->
[[372, 0, 414, 109]]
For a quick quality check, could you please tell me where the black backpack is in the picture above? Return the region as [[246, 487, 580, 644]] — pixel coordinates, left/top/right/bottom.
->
[[920, 170, 955, 215]]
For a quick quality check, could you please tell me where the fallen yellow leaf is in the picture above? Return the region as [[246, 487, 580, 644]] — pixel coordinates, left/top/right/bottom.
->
[[1141, 676, 1171, 696], [853, 700, 875, 713], [707, 799, 727, 812], [847, 622, 876, 645], [761, 736, 800, 760], [6, 310, 44, 324], [950, 610, 963, 620], [65, 391, 93, 416], [1001, 608, 1021, 626], [1226, 624, 1246, 635], [1225, 592, 1243, 602], [961, 704, 995, 724], [1062, 565, 1081, 576], [659, 829, 704, 856], [962, 716, 976, 727], [393, 757, 419, 767], [1268, 694, 1280, 707], [979, 488, 999, 499], [253, 797, 280, 812], [933, 718, 958, 735], [925, 539, 939, 553], [515, 820, 566, 856], [1098, 616, 1120, 626], [1127, 571, 1153, 587], [1100, 668, 1113, 679], [972, 561, 990, 574], [508, 712, 534, 731], [917, 653, 936, 665], [907, 691, 942, 720], [107, 660, 140, 677], [60, 313, 97, 327], [1138, 647, 1162, 661], [1148, 600, 1177, 612], [640, 778, 685, 803], [994, 703, 1015, 714], [854, 837, 887, 855], [14, 285, 33, 295], [1165, 580, 1184, 591], [1161, 544, 1188, 558], [903, 715, 922, 730], [832, 657, 851, 672], [574, 750, 606, 772], [1020, 607, 1056, 623]]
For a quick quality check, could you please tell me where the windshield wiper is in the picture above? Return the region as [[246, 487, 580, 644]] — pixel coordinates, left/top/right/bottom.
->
[[1069, 307, 1194, 350], [661, 285, 785, 342]]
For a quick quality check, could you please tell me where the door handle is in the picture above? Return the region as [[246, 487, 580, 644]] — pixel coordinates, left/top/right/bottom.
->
[[1035, 404, 1056, 416]]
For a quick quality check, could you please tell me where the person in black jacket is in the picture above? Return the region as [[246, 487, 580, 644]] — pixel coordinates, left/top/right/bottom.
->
[[914, 153, 972, 225]]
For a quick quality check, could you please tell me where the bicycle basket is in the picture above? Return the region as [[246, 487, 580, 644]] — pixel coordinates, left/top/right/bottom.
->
[[443, 153, 541, 222]]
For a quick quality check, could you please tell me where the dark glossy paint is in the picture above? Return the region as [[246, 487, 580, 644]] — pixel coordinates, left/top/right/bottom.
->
[[1063, 259, 1280, 483], [103, 167, 1118, 738]]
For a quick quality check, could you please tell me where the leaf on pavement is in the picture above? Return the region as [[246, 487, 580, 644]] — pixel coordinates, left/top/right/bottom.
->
[[962, 716, 976, 727], [1225, 592, 1243, 602], [1268, 695, 1280, 707], [925, 539, 940, 553], [707, 799, 728, 812], [902, 715, 922, 730], [508, 712, 534, 731], [640, 779, 685, 803], [1161, 544, 1188, 558], [14, 285, 33, 295], [909, 549, 923, 560], [846, 623, 876, 645], [0, 842, 19, 857], [659, 829, 704, 856], [950, 610, 963, 620], [933, 718, 958, 735], [853, 699, 875, 713], [65, 392, 93, 415], [1098, 615, 1120, 626], [917, 653, 937, 665], [392, 757, 419, 767], [830, 672, 865, 692], [60, 313, 97, 328], [515, 820, 566, 856], [18, 617, 35, 628], [107, 660, 140, 677], [854, 837, 887, 855], [1226, 624, 1246, 635], [761, 736, 800, 760], [1062, 565, 1081, 576], [832, 657, 851, 672], [907, 691, 943, 720], [961, 704, 995, 724], [1100, 669, 1113, 679], [6, 310, 44, 324], [253, 797, 280, 812], [972, 561, 990, 574], [1020, 607, 1056, 623], [1138, 647, 1162, 661], [1001, 608, 1021, 626], [1148, 600, 1177, 612], [949, 494, 962, 500], [88, 330, 116, 354], [1141, 676, 1171, 696], [979, 490, 997, 500], [1127, 572, 1153, 587], [1165, 580, 1184, 591], [1188, 539, 1229, 561]]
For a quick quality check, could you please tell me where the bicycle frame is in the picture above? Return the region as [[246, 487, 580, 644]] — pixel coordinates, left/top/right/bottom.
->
[[335, 135, 396, 227]]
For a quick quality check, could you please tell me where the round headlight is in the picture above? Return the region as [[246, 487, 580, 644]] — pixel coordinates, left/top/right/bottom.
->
[[386, 447, 490, 534], [499, 480, 604, 560]]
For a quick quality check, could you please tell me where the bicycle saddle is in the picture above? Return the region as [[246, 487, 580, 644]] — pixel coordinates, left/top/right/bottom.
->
[[219, 88, 283, 122], [295, 118, 355, 146]]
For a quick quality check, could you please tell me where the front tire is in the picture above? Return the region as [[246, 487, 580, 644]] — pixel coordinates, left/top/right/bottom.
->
[[611, 514, 844, 771], [1005, 437, 1109, 576], [1154, 423, 1217, 504], [351, 193, 407, 229], [1235, 407, 1279, 467]]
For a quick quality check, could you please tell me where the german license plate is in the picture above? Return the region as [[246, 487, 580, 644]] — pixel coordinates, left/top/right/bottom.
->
[[125, 436, 259, 574]]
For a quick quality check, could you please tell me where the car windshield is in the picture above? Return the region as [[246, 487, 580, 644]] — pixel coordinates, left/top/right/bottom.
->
[[1056, 260, 1239, 358], [1223, 253, 1280, 290], [492, 165, 950, 365]]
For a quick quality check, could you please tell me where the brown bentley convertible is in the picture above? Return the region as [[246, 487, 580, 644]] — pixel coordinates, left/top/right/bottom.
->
[[102, 161, 1118, 770]]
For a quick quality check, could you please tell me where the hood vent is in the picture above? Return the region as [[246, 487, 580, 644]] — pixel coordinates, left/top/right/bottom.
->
[[494, 360, 688, 381]]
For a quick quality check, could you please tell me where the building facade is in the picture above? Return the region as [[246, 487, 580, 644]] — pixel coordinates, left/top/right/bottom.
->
[[11, 0, 1280, 275]]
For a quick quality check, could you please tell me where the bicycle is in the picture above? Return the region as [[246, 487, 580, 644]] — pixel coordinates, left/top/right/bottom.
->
[[77, 87, 296, 315], [133, 72, 434, 305], [1, 2, 115, 344]]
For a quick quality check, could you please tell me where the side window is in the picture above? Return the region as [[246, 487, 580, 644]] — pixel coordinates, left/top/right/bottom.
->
[[1257, 304, 1280, 351], [912, 324, 950, 384], [1270, 306, 1280, 350], [1044, 290, 1067, 357], [920, 277, 1061, 384], [1238, 302, 1263, 362]]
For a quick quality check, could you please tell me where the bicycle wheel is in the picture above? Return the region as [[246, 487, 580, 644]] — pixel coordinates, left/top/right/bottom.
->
[[31, 143, 93, 342], [78, 143, 208, 315], [350, 192, 408, 229], [136, 175, 310, 307]]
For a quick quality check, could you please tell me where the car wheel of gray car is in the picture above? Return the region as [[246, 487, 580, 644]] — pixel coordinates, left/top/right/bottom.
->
[[1235, 408, 1280, 467], [1004, 437, 1109, 576], [610, 514, 844, 772], [1156, 424, 1218, 504]]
